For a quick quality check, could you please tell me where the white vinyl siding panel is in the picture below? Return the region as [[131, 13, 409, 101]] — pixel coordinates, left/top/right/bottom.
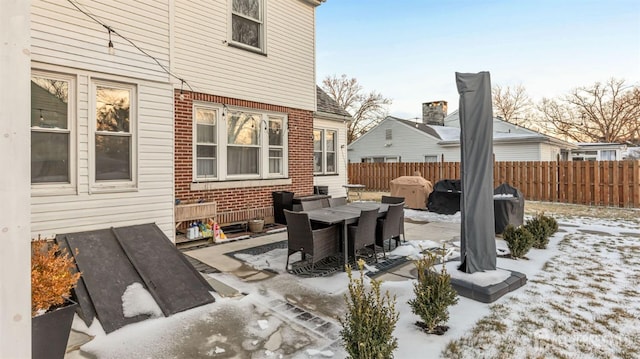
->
[[493, 143, 541, 162], [313, 118, 348, 197], [173, 0, 316, 110], [538, 143, 563, 161], [30, 1, 174, 240], [31, 0, 170, 83], [30, 72, 175, 241]]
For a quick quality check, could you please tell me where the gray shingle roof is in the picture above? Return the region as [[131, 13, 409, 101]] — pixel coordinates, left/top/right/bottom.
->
[[316, 86, 352, 118], [395, 118, 442, 139]]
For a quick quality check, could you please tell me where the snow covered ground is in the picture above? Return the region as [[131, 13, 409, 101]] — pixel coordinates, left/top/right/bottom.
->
[[69, 203, 640, 358]]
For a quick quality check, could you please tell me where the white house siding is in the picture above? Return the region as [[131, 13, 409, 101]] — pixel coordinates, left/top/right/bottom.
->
[[348, 119, 459, 163], [31, 0, 170, 83], [493, 142, 541, 161], [30, 1, 175, 240], [539, 142, 562, 161], [173, 0, 316, 111], [313, 118, 348, 197]]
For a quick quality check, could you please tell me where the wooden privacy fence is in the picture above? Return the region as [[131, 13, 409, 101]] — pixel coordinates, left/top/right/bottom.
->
[[348, 160, 640, 208]]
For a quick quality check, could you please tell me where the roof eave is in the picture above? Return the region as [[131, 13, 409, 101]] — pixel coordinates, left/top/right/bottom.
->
[[438, 136, 578, 148], [300, 0, 325, 7], [315, 111, 352, 123]]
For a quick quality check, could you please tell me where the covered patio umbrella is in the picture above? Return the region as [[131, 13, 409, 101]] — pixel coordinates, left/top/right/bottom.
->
[[456, 71, 496, 273]]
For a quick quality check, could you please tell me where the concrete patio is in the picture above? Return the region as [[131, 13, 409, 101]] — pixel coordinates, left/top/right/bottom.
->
[[66, 217, 461, 358]]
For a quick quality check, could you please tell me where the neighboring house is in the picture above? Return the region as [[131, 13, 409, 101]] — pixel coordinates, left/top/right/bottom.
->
[[29, 0, 175, 239], [348, 101, 577, 163], [570, 143, 627, 161], [623, 147, 640, 160], [172, 0, 325, 231], [313, 86, 352, 197]]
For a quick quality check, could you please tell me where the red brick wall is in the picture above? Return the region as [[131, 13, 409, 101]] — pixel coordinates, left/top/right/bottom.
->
[[174, 89, 313, 221]]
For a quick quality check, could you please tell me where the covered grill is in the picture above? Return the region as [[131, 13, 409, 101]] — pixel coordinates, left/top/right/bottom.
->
[[427, 179, 462, 214], [493, 183, 525, 234], [390, 176, 433, 209]]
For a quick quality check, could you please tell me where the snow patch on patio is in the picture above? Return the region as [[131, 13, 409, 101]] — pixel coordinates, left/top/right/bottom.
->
[[121, 282, 163, 318]]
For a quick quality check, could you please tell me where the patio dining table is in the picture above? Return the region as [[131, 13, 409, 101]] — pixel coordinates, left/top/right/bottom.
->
[[305, 202, 389, 270]]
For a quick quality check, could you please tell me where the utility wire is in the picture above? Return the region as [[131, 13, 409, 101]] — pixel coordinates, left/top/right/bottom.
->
[[66, 0, 193, 91]]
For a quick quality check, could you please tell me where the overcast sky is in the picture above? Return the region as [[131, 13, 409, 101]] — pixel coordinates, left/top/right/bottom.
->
[[316, 0, 640, 119]]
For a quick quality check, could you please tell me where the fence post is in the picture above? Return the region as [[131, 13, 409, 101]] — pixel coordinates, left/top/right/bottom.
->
[[633, 161, 640, 207]]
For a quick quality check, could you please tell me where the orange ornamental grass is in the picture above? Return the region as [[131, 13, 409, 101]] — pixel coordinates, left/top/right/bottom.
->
[[31, 239, 81, 316]]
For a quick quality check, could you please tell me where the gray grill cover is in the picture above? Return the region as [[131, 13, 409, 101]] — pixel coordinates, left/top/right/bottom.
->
[[494, 183, 525, 234], [456, 72, 497, 273]]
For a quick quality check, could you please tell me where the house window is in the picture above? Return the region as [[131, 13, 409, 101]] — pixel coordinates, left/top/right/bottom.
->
[[195, 108, 218, 179], [385, 129, 392, 140], [31, 73, 74, 186], [92, 81, 136, 186], [424, 155, 438, 163], [362, 156, 400, 163], [193, 104, 287, 181], [313, 129, 323, 172], [227, 111, 260, 175], [572, 150, 597, 161], [326, 130, 336, 173], [314, 129, 337, 174], [600, 150, 616, 161], [268, 116, 284, 175], [231, 0, 264, 51]]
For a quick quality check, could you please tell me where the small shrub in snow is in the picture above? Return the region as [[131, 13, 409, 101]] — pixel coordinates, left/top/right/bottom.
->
[[503, 224, 534, 259], [408, 249, 458, 335], [340, 260, 399, 359], [525, 213, 556, 249], [541, 213, 559, 237]]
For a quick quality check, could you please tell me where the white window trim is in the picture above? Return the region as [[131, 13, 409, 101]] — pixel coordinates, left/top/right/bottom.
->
[[227, 0, 268, 54], [267, 115, 286, 177], [192, 104, 219, 181], [88, 78, 138, 193], [192, 102, 288, 182], [30, 70, 78, 197], [313, 128, 338, 175]]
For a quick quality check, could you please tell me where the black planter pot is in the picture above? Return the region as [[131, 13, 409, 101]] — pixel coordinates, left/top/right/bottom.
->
[[32, 299, 78, 359]]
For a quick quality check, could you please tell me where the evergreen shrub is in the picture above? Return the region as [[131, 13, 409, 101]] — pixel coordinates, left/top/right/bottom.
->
[[503, 224, 534, 259], [408, 249, 458, 334], [525, 213, 557, 249], [541, 213, 559, 237], [340, 260, 399, 359]]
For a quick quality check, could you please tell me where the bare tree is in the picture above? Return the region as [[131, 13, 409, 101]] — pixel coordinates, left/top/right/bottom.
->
[[321, 74, 391, 143], [537, 79, 640, 144], [492, 84, 533, 126]]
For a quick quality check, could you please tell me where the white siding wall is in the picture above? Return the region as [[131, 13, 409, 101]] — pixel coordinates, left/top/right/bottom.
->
[[313, 118, 348, 197], [348, 119, 459, 163], [539, 143, 562, 161], [173, 0, 316, 110], [31, 0, 170, 83], [30, 65, 175, 240], [493, 143, 542, 161], [30, 1, 175, 240]]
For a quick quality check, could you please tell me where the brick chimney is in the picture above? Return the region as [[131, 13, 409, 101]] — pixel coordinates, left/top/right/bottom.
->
[[422, 101, 447, 126]]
